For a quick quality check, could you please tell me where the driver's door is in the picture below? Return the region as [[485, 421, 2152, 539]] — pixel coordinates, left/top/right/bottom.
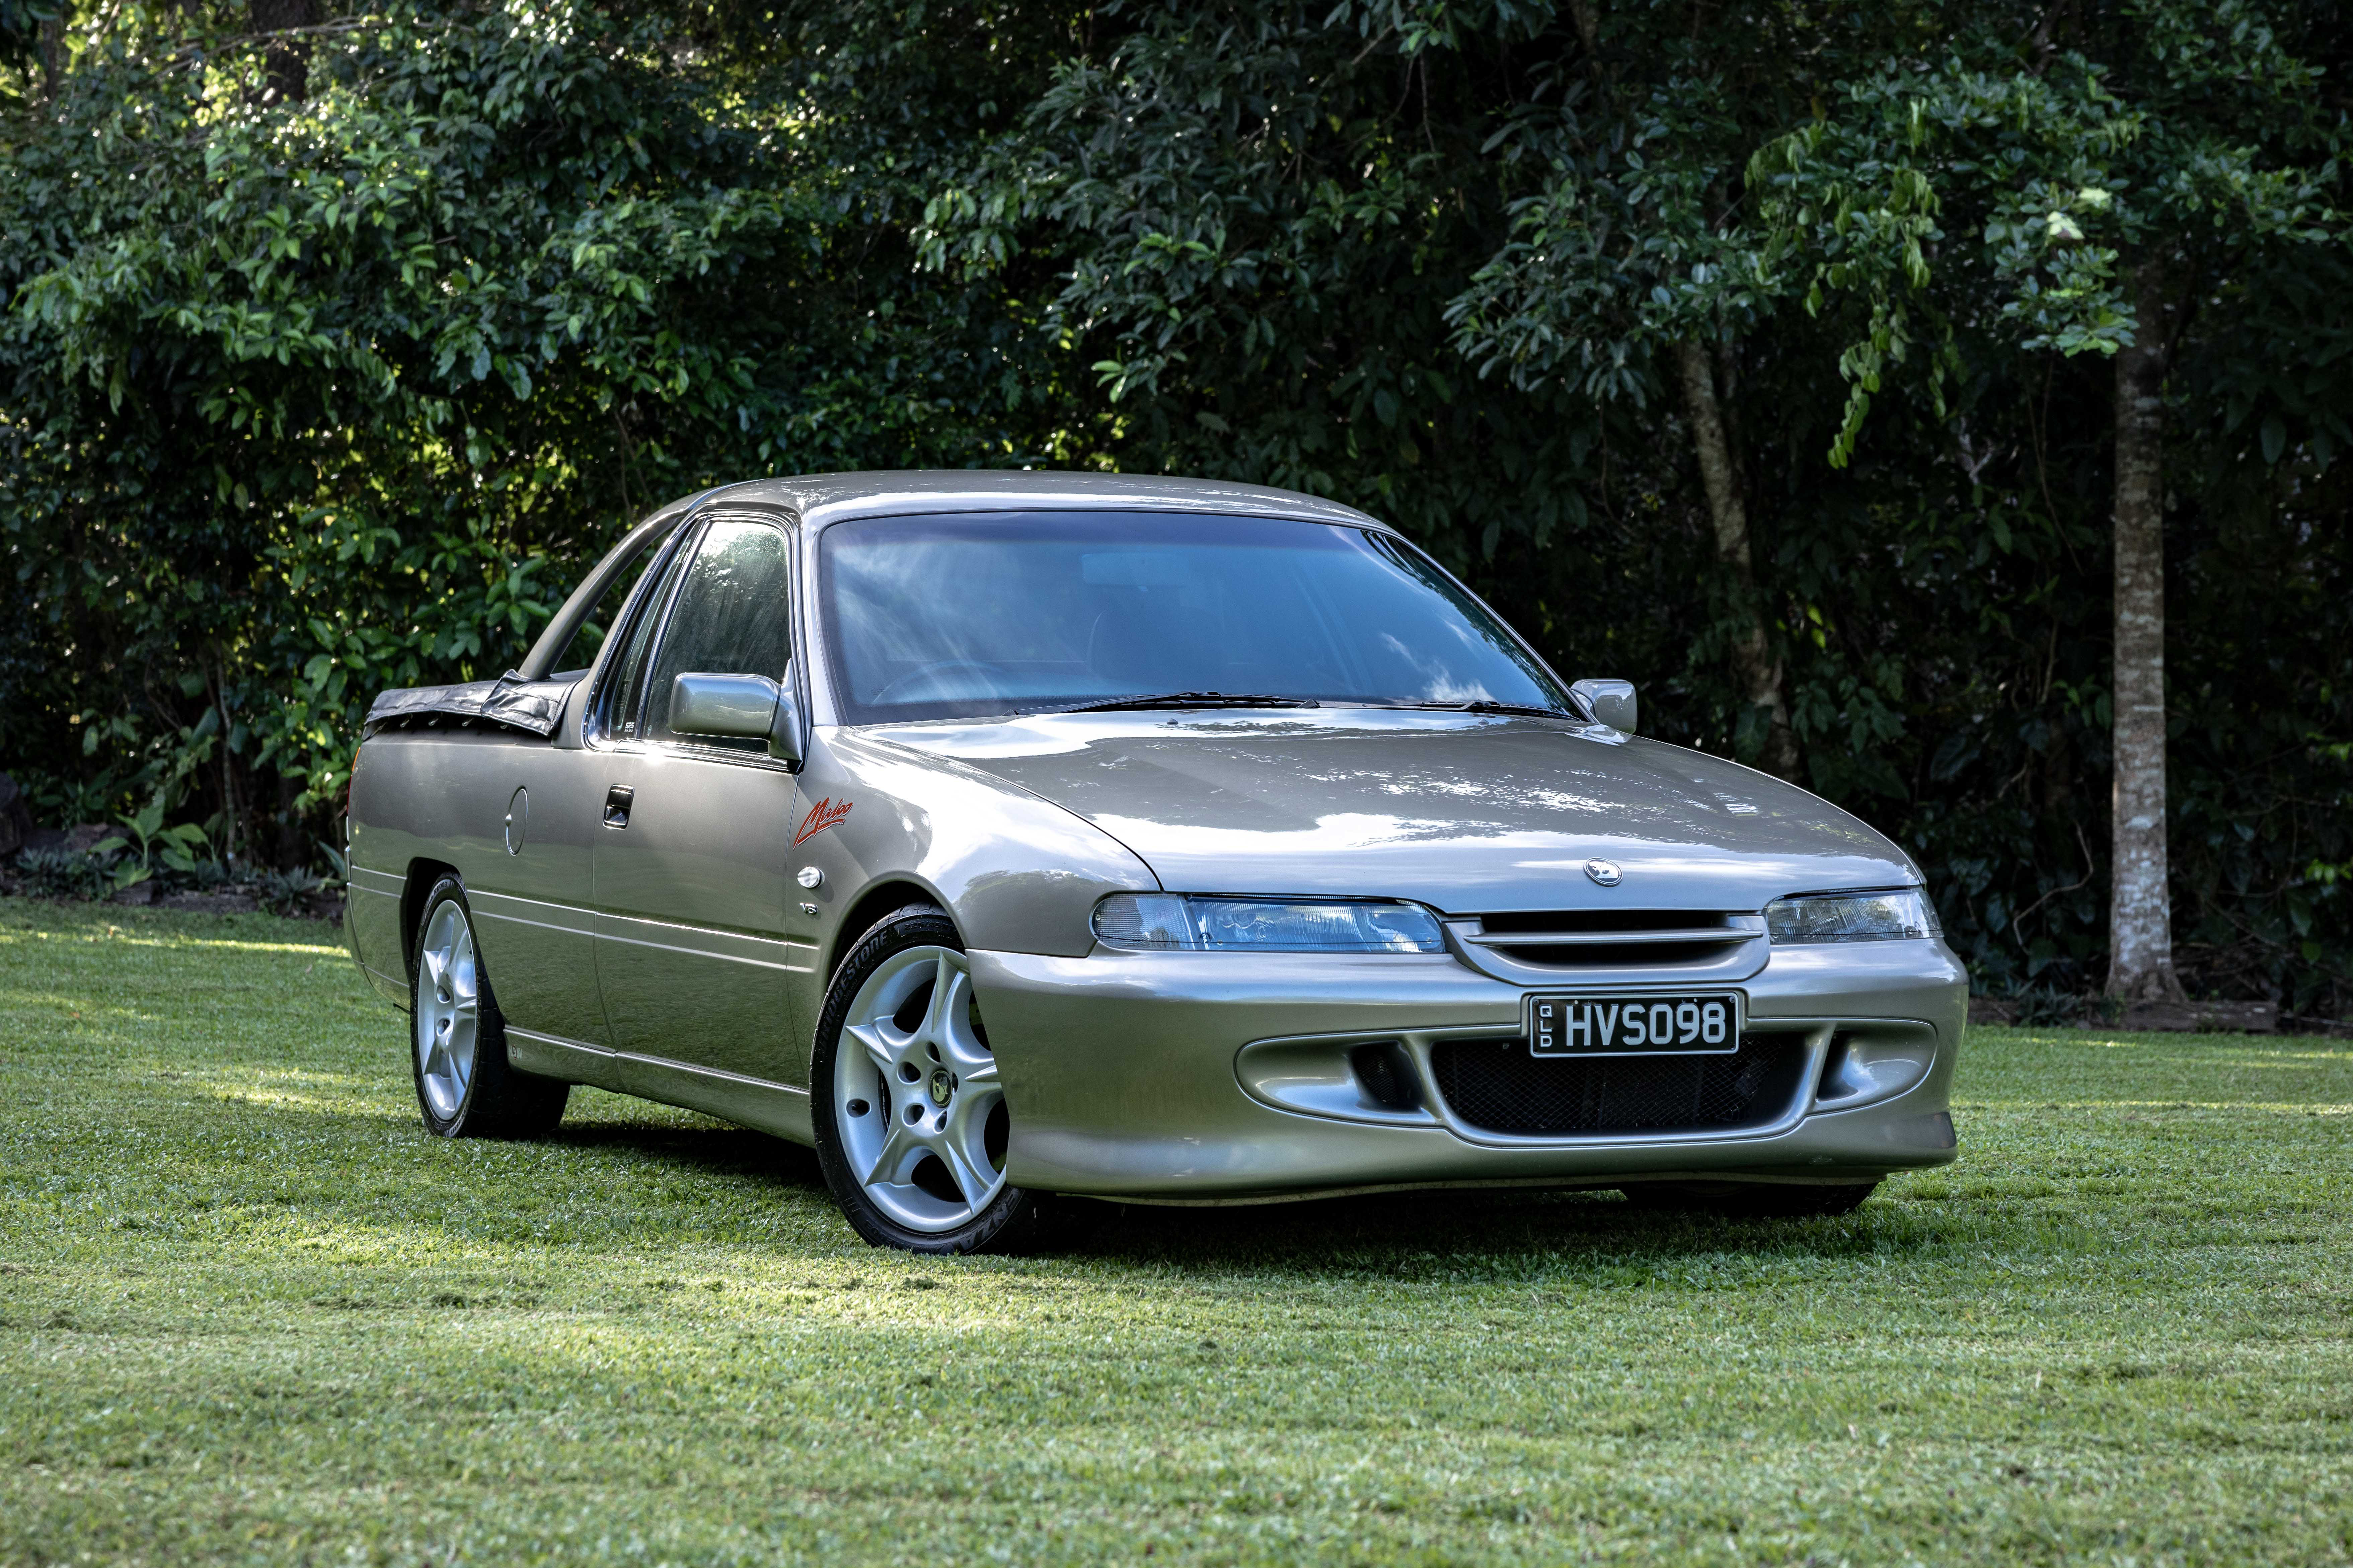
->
[[588, 515, 818, 1101]]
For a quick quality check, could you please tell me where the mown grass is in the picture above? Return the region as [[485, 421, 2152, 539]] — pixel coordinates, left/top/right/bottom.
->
[[0, 898, 2347, 1567]]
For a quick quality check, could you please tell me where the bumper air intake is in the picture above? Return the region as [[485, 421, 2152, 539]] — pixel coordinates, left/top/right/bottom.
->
[[1430, 1034, 1808, 1137]]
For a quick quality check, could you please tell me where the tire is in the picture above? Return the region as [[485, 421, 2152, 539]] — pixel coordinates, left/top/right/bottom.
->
[[811, 904, 1051, 1253], [1622, 1180, 1880, 1218], [408, 874, 570, 1139]]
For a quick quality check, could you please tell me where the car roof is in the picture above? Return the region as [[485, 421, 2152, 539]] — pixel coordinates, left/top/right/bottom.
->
[[688, 469, 1393, 534]]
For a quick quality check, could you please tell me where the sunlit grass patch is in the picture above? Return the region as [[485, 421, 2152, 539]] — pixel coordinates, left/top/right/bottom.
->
[[2, 898, 2349, 1565]]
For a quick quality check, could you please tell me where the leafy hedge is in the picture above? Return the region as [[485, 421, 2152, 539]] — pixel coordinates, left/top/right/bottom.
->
[[2, 0, 2347, 1010]]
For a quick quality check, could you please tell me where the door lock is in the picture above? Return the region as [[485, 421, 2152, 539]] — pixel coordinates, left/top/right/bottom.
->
[[603, 784, 635, 829]]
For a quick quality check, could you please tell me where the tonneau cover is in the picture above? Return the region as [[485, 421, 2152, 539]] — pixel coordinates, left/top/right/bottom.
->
[[364, 672, 576, 738]]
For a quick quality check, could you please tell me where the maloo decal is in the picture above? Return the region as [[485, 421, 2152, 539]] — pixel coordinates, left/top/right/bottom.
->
[[794, 796, 853, 845]]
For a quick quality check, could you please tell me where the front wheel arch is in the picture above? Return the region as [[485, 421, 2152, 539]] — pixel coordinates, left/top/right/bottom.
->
[[826, 879, 950, 982]]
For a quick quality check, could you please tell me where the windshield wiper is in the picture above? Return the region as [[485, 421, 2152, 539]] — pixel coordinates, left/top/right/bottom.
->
[[1051, 691, 1323, 714], [1388, 699, 1573, 719]]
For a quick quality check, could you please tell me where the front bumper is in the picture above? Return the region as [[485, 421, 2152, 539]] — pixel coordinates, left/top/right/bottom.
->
[[973, 940, 1966, 1200]]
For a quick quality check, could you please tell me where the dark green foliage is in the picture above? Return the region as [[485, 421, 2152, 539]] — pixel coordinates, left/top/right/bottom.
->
[[0, 0, 1059, 851], [2165, 249, 2353, 1002], [1, 0, 2347, 1008], [921, 0, 1621, 567]]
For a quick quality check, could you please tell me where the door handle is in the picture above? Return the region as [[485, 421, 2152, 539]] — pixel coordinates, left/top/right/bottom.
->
[[603, 784, 634, 829]]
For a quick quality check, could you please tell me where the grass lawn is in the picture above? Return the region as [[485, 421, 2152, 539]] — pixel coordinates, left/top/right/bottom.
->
[[1, 899, 2348, 1566]]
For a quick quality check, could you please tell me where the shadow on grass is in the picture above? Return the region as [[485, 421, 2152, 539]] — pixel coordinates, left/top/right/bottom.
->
[[1036, 1180, 2083, 1276], [187, 1081, 2084, 1273], [541, 1120, 829, 1190], [523, 1119, 2083, 1272]]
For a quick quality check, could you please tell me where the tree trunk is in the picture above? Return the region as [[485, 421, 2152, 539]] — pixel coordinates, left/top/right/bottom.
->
[[1565, 0, 1600, 59], [1675, 336, 1797, 776], [276, 769, 308, 872], [250, 0, 318, 104], [37, 8, 66, 101], [2106, 262, 2184, 1002]]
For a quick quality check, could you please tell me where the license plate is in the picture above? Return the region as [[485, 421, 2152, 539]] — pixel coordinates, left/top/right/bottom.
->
[[1524, 993, 1743, 1057]]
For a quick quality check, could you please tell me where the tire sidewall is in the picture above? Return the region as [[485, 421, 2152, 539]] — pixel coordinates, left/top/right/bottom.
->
[[811, 906, 1034, 1254]]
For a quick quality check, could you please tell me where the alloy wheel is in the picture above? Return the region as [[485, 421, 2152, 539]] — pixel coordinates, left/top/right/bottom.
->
[[414, 899, 479, 1121], [832, 944, 1006, 1232]]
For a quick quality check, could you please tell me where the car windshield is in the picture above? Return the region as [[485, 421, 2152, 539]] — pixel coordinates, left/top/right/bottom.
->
[[820, 510, 1571, 726]]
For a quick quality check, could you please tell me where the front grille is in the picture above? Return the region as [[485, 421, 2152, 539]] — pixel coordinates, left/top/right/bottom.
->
[[1455, 909, 1760, 972], [1430, 1034, 1807, 1136]]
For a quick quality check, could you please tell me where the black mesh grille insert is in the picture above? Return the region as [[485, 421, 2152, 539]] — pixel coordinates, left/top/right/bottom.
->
[[1430, 1034, 1807, 1136]]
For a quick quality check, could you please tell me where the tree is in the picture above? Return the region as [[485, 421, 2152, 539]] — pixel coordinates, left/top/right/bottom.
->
[[1442, 0, 2341, 996], [1742, 1, 2342, 999], [0, 0, 1065, 857], [1436, 6, 1851, 776]]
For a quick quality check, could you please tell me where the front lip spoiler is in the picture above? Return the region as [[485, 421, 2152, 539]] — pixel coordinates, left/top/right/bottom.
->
[[1103, 1168, 1895, 1208]]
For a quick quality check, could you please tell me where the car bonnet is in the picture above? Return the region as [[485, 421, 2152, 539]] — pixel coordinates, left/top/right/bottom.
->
[[860, 710, 1919, 914]]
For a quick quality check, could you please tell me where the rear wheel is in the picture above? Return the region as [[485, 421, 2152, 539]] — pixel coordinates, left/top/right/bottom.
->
[[1622, 1180, 1880, 1218], [409, 875, 569, 1139], [812, 905, 1049, 1253]]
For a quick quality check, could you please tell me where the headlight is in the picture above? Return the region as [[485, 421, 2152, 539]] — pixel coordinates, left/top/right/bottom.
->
[[1765, 888, 1941, 944], [1092, 893, 1445, 953]]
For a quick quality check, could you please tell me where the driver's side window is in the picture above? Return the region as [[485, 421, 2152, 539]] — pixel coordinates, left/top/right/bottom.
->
[[602, 518, 794, 755]]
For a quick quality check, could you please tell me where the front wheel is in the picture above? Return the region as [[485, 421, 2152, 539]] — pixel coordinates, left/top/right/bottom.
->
[[409, 875, 570, 1139], [811, 906, 1049, 1253]]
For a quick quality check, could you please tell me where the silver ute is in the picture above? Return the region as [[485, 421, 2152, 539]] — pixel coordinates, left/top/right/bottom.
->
[[345, 471, 1963, 1253]]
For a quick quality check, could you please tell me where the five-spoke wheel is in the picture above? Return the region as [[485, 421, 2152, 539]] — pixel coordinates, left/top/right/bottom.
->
[[835, 943, 1007, 1230], [813, 905, 1048, 1252]]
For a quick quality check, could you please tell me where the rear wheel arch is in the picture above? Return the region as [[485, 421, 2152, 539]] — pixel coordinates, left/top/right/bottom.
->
[[400, 858, 460, 983], [407, 871, 568, 1140]]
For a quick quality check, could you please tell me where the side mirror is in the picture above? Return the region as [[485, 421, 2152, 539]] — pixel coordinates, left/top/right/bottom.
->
[[1570, 677, 1638, 734], [670, 672, 804, 767]]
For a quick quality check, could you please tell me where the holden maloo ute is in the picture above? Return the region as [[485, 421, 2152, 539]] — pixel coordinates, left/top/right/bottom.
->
[[345, 471, 1962, 1252]]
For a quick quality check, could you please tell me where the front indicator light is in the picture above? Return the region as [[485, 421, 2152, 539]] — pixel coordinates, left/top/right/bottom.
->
[[1765, 887, 1941, 944], [1092, 894, 1445, 953]]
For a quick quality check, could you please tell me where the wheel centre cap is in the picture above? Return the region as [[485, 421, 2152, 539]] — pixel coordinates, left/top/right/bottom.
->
[[928, 1068, 953, 1107]]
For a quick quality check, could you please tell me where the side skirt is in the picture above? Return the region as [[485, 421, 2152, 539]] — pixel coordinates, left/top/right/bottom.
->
[[506, 1028, 814, 1145]]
